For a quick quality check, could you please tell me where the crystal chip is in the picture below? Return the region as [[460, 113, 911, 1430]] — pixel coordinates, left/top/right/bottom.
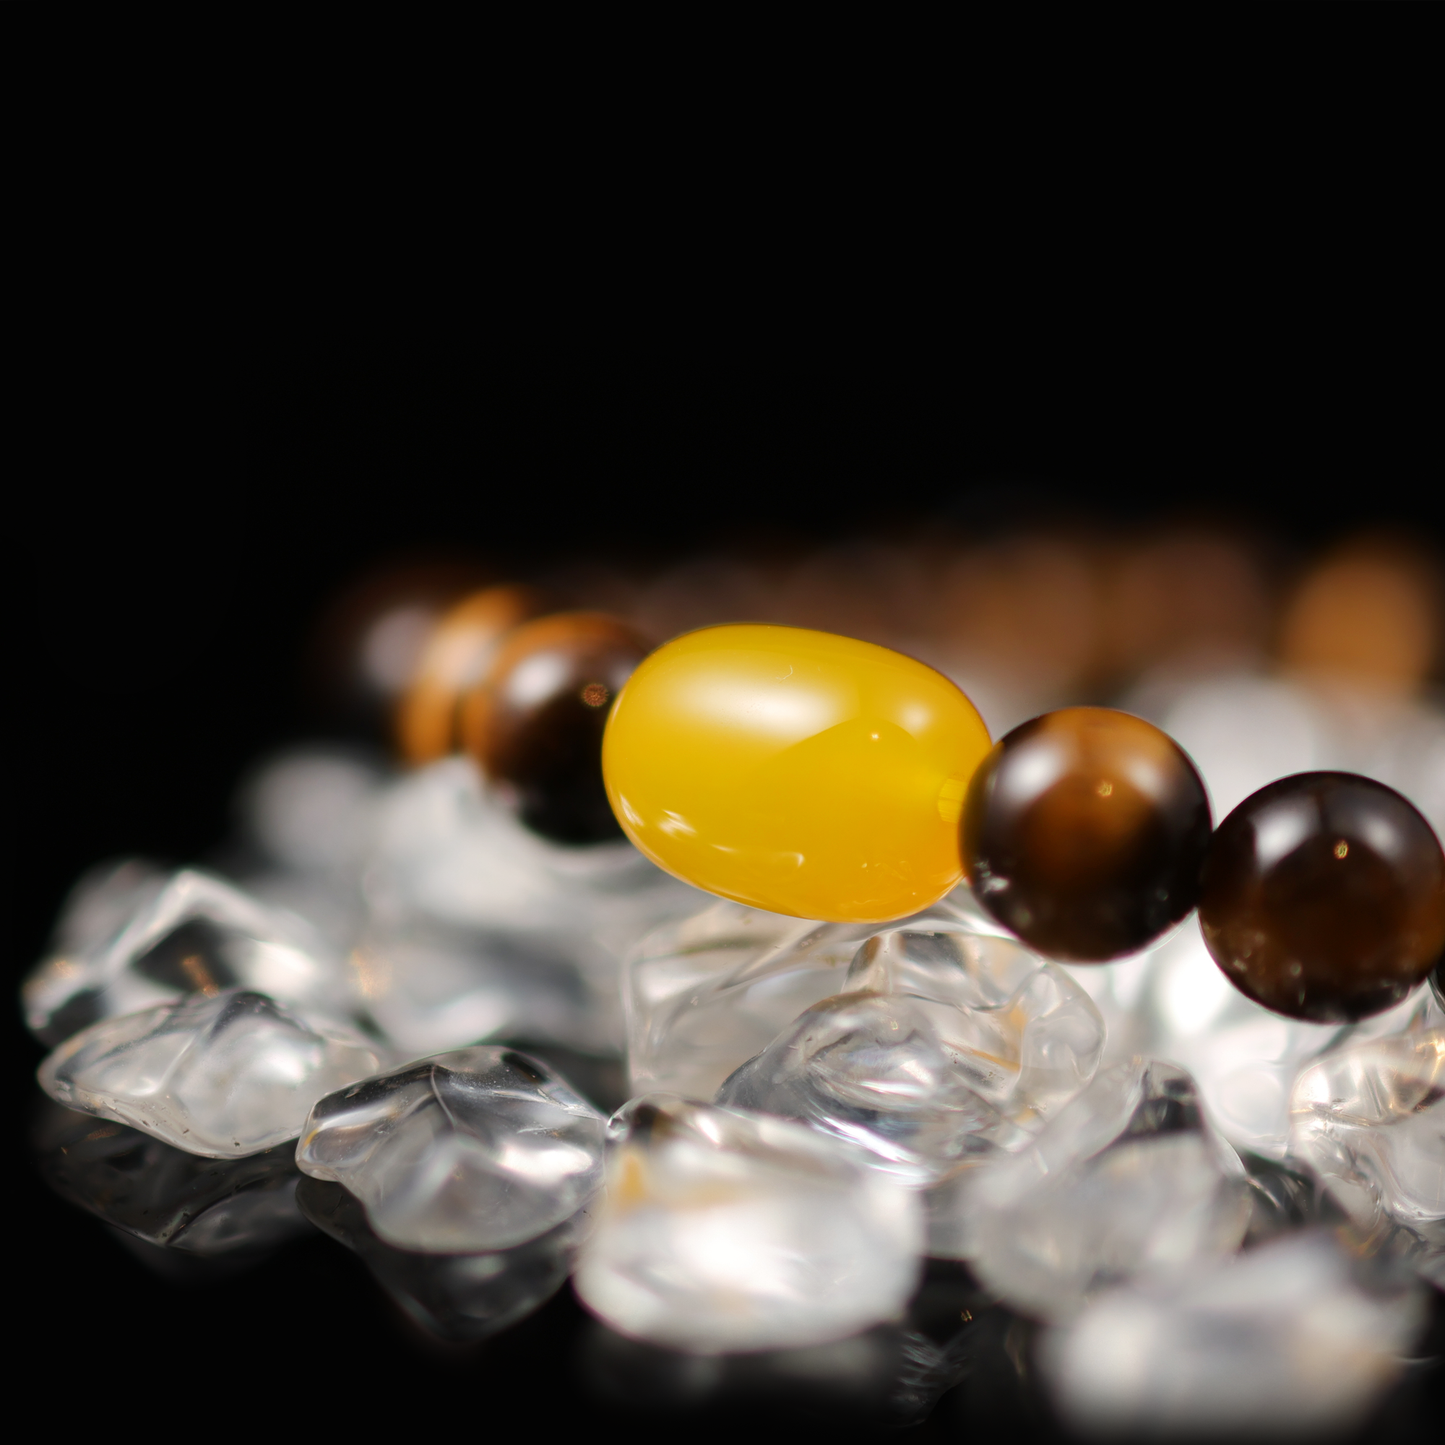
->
[[23, 867, 355, 1047], [624, 889, 989, 1103], [573, 1095, 923, 1352], [33, 1096, 310, 1256], [298, 1176, 590, 1341], [1041, 1232, 1428, 1435], [948, 1058, 1250, 1320], [296, 1046, 606, 1253], [1290, 1027, 1445, 1286], [38, 989, 387, 1158]]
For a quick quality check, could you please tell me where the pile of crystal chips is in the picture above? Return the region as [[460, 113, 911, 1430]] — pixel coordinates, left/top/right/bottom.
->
[[25, 740, 1444, 1433]]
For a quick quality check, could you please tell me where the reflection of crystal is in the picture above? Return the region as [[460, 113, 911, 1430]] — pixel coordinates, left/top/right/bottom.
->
[[39, 989, 386, 1157], [361, 758, 705, 1053], [32, 1096, 310, 1255], [298, 1177, 589, 1342], [580, 1259, 995, 1428], [23, 867, 354, 1047], [624, 889, 989, 1102], [297, 1047, 605, 1253], [950, 1059, 1250, 1320], [1290, 1028, 1445, 1286], [573, 1095, 922, 1352], [1041, 1232, 1428, 1435]]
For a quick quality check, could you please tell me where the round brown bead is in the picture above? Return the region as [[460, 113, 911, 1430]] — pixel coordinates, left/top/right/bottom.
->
[[462, 612, 650, 844], [962, 707, 1213, 961], [1199, 772, 1445, 1022]]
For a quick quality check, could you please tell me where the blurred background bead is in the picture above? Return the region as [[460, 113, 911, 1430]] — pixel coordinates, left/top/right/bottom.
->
[[395, 584, 548, 764], [463, 612, 649, 845], [963, 708, 1212, 961], [1199, 772, 1445, 1022]]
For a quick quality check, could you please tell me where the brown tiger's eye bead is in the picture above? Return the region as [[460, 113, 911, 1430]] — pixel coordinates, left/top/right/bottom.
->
[[395, 585, 548, 763], [962, 707, 1212, 961], [462, 612, 650, 844], [1199, 772, 1445, 1022]]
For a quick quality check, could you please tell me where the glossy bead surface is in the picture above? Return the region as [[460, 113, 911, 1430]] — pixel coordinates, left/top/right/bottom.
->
[[962, 708, 1212, 961], [396, 585, 547, 763], [602, 625, 992, 923], [463, 613, 649, 845], [1199, 772, 1445, 1022]]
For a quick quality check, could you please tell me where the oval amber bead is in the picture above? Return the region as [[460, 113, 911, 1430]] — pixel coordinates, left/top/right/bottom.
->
[[602, 625, 992, 922]]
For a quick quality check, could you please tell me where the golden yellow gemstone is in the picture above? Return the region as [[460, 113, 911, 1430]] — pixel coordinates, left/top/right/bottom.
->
[[602, 625, 991, 922]]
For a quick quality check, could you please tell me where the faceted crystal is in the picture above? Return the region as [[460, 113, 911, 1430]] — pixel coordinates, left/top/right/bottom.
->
[[1290, 1027, 1445, 1286], [23, 867, 354, 1048], [947, 1059, 1250, 1320], [1041, 1233, 1428, 1435], [573, 1096, 923, 1352], [39, 989, 386, 1158], [298, 1176, 590, 1342], [33, 1097, 310, 1256], [624, 889, 984, 1102], [296, 1047, 605, 1253]]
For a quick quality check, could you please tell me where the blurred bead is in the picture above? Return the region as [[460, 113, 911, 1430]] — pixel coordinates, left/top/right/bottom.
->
[[395, 585, 547, 763], [963, 708, 1212, 962], [1199, 772, 1445, 1022], [602, 625, 993, 923], [463, 613, 649, 845]]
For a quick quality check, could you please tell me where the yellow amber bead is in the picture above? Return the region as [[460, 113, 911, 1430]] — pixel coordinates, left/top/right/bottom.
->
[[602, 625, 992, 922]]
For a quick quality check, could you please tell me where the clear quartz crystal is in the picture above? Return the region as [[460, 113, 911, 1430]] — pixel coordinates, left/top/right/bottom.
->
[[358, 758, 706, 1054], [298, 1176, 591, 1341], [33, 1098, 310, 1255], [713, 929, 1102, 1187], [1041, 1232, 1428, 1435], [573, 1095, 923, 1353], [38, 989, 386, 1158], [296, 1046, 606, 1253], [949, 1058, 1250, 1321], [624, 888, 992, 1102], [23, 867, 356, 1047], [1290, 1028, 1445, 1286]]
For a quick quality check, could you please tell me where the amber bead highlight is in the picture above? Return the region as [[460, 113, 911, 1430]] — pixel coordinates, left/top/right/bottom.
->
[[1199, 772, 1445, 1022], [396, 585, 548, 763], [462, 612, 649, 845], [962, 708, 1213, 961]]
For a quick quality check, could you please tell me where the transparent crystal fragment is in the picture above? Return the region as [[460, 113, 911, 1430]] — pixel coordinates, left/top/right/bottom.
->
[[573, 1095, 923, 1352], [948, 1059, 1250, 1321], [359, 758, 706, 1053], [23, 867, 355, 1047], [624, 887, 989, 1102], [1136, 916, 1441, 1160], [32, 1097, 310, 1255], [1290, 1028, 1445, 1286], [297, 1046, 606, 1253], [39, 989, 387, 1158], [1041, 1232, 1428, 1436], [297, 1176, 589, 1342], [580, 1259, 995, 1428]]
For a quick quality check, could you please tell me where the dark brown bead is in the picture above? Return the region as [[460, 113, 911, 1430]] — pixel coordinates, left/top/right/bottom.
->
[[462, 613, 650, 845], [962, 707, 1213, 961], [1199, 772, 1445, 1022]]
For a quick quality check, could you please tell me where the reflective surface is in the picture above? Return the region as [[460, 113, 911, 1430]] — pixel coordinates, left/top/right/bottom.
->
[[603, 625, 992, 922], [962, 707, 1212, 960], [464, 612, 649, 844], [396, 585, 546, 763], [1199, 772, 1445, 1021]]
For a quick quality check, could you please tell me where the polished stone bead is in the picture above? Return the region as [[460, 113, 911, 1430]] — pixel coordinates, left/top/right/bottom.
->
[[1199, 772, 1445, 1022], [962, 708, 1213, 961], [463, 612, 649, 844]]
